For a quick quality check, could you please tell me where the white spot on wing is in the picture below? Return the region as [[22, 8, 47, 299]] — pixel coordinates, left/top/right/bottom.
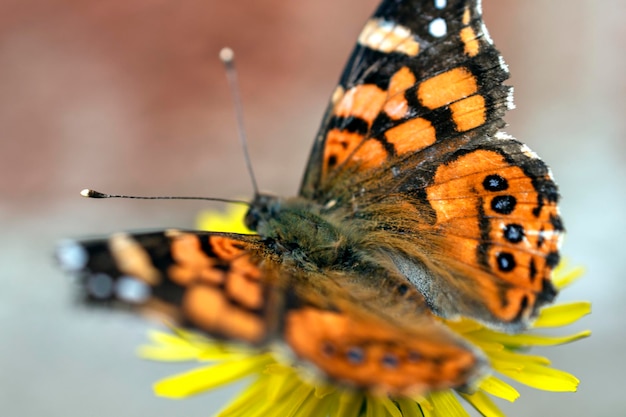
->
[[429, 18, 447, 38], [116, 276, 150, 304], [498, 55, 510, 73], [56, 240, 88, 271], [520, 144, 540, 159], [87, 273, 115, 299], [480, 22, 493, 44], [495, 131, 515, 141], [434, 0, 447, 9], [506, 87, 516, 110]]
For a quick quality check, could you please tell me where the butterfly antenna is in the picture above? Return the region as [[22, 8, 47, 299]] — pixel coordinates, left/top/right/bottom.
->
[[220, 47, 259, 196], [80, 189, 250, 205]]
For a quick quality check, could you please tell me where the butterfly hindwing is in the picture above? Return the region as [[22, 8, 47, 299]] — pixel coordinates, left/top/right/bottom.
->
[[282, 272, 486, 395]]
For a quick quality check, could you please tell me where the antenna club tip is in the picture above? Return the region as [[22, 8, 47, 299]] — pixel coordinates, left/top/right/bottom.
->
[[219, 47, 234, 63], [80, 189, 107, 198]]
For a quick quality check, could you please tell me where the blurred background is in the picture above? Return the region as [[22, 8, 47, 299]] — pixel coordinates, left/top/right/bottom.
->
[[1, 0, 623, 416]]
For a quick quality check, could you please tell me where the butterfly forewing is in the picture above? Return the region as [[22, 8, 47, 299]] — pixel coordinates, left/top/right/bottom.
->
[[300, 0, 510, 200], [58, 231, 279, 345]]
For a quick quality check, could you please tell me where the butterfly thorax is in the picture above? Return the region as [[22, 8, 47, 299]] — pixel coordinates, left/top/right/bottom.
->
[[245, 193, 356, 269]]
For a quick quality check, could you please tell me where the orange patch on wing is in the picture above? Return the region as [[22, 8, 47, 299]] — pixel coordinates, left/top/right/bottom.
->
[[389, 67, 416, 96], [449, 94, 486, 131], [426, 149, 563, 322], [284, 307, 477, 395], [210, 236, 246, 260], [352, 139, 388, 169], [460, 27, 480, 57], [462, 8, 471, 25], [334, 84, 387, 124], [226, 256, 263, 310], [418, 67, 478, 110], [384, 67, 416, 120], [169, 234, 223, 286], [385, 118, 436, 155], [323, 129, 365, 174], [183, 285, 264, 343]]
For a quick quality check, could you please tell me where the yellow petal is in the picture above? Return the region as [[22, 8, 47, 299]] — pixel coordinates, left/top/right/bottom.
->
[[378, 396, 403, 417], [137, 345, 201, 362], [534, 301, 591, 328], [478, 376, 520, 402], [154, 354, 272, 398], [266, 369, 301, 402], [313, 383, 337, 399], [217, 377, 268, 417], [268, 383, 314, 417], [487, 349, 551, 366], [460, 391, 507, 417], [197, 205, 252, 234], [294, 391, 335, 417], [470, 329, 591, 347], [552, 264, 585, 289], [497, 363, 580, 392], [365, 397, 387, 417], [331, 391, 364, 417], [429, 391, 470, 417], [443, 318, 485, 334], [396, 397, 426, 417]]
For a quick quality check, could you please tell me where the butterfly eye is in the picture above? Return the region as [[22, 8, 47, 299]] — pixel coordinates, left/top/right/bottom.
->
[[244, 207, 261, 230]]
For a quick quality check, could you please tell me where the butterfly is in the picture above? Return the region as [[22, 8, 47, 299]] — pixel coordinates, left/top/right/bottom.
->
[[56, 0, 563, 397]]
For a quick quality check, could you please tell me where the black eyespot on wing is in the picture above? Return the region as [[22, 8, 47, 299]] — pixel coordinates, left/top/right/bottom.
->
[[491, 195, 516, 215], [503, 224, 524, 243], [483, 174, 509, 192], [496, 252, 516, 272]]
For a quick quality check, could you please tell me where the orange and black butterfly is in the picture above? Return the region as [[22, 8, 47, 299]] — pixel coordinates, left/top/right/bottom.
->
[[57, 0, 563, 396]]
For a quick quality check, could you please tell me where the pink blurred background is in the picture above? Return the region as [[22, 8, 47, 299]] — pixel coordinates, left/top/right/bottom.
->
[[1, 0, 623, 415]]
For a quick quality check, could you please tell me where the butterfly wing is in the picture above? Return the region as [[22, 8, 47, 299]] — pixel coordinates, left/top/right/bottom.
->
[[56, 230, 486, 395], [298, 0, 562, 331], [284, 277, 486, 396], [300, 0, 510, 200], [57, 230, 279, 344]]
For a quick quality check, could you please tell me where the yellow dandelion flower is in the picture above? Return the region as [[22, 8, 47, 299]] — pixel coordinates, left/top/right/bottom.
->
[[197, 204, 253, 234], [137, 208, 590, 417]]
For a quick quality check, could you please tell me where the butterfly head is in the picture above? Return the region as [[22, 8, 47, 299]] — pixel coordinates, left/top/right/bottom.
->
[[245, 193, 282, 232]]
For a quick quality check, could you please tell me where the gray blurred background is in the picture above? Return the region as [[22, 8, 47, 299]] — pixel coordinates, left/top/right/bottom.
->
[[1, 0, 623, 416]]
